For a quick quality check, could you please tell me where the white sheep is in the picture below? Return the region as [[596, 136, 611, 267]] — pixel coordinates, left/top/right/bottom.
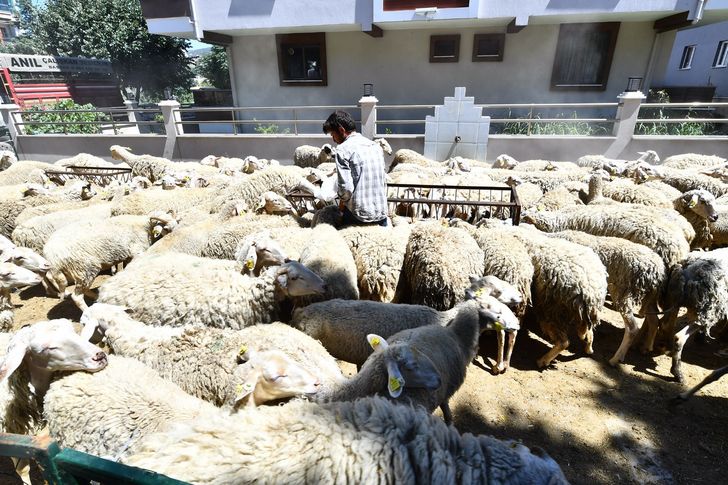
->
[[110, 186, 215, 216], [388, 148, 440, 172], [662, 153, 726, 170], [576, 150, 660, 174], [492, 153, 519, 169], [0, 262, 43, 330], [109, 145, 219, 182], [80, 303, 343, 407], [0, 160, 56, 186], [43, 211, 179, 310], [123, 396, 568, 485], [210, 165, 306, 213], [293, 143, 334, 168], [97, 255, 327, 328]]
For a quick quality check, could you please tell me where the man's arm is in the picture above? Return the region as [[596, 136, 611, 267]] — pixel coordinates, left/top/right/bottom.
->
[[335, 150, 354, 204]]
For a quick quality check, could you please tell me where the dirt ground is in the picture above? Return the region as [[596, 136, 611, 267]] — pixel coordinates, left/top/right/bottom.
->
[[6, 278, 728, 485]]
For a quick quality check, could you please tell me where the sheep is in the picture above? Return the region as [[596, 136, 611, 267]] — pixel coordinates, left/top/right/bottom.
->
[[492, 153, 519, 169], [534, 186, 584, 211], [0, 319, 107, 434], [657, 250, 728, 382], [256, 190, 297, 215], [296, 223, 359, 303], [0, 160, 55, 186], [210, 166, 306, 213], [55, 153, 127, 169], [293, 143, 334, 168], [576, 150, 660, 173], [388, 148, 440, 172], [13, 198, 102, 228], [109, 145, 218, 181], [339, 224, 411, 302], [0, 150, 16, 171], [0, 263, 42, 330], [522, 205, 691, 267], [98, 255, 327, 328], [662, 153, 726, 170], [11, 203, 112, 253], [586, 176, 674, 208], [505, 226, 608, 368], [123, 396, 568, 485], [657, 170, 728, 198], [548, 230, 666, 366], [324, 299, 511, 424], [80, 303, 343, 406], [43, 211, 179, 311], [292, 285, 519, 370], [512, 159, 580, 172], [394, 222, 484, 311], [110, 186, 215, 216], [505, 176, 544, 211]]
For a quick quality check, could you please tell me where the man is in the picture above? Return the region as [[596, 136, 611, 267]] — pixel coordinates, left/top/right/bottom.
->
[[322, 110, 388, 227]]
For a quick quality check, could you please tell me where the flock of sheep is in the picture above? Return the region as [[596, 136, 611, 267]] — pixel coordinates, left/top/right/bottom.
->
[[0, 141, 727, 484]]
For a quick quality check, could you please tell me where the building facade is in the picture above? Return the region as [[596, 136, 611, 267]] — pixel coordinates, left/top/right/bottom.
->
[[0, 0, 16, 43], [141, 1, 728, 107]]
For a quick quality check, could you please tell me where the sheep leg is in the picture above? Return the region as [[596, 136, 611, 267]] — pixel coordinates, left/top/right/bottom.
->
[[656, 307, 680, 353], [610, 312, 641, 366], [504, 331, 517, 371], [440, 401, 453, 425], [670, 323, 700, 383], [577, 323, 594, 354], [537, 337, 569, 369], [70, 288, 90, 312], [492, 329, 506, 375], [640, 307, 661, 354], [678, 364, 728, 400]]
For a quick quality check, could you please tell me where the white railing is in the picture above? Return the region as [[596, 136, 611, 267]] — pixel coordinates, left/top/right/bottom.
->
[[8, 106, 165, 136]]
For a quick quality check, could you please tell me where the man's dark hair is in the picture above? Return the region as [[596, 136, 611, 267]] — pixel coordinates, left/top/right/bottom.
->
[[323, 110, 356, 134]]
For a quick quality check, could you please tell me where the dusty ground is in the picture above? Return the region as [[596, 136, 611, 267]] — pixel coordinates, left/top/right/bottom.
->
[[6, 281, 728, 485]]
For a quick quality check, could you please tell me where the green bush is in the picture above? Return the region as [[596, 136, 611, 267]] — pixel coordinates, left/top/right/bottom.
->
[[253, 119, 290, 134], [23, 99, 108, 135], [635, 89, 716, 136], [502, 111, 609, 136]]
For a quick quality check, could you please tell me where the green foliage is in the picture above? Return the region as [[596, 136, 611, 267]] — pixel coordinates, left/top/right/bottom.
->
[[635, 89, 715, 136], [502, 111, 609, 136], [20, 0, 193, 100], [253, 119, 290, 134], [195, 46, 230, 89], [22, 99, 108, 135]]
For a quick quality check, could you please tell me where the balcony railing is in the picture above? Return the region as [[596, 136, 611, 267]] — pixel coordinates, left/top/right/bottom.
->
[[139, 0, 190, 19]]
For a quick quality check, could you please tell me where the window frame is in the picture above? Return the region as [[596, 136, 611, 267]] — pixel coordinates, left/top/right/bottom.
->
[[275, 32, 327, 87], [472, 33, 505, 62], [713, 40, 728, 68], [550, 22, 620, 91], [430, 34, 461, 63], [383, 1, 469, 11], [679, 44, 696, 70]]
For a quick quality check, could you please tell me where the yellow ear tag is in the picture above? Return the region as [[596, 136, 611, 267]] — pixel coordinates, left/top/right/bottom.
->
[[238, 344, 248, 356], [688, 199, 698, 208], [389, 376, 402, 392], [235, 384, 244, 394], [370, 336, 380, 348], [245, 259, 254, 270], [474, 288, 485, 297], [537, 205, 544, 211], [494, 321, 504, 331]]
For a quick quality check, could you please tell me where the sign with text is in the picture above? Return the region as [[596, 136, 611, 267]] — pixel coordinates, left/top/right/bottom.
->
[[0, 54, 113, 74]]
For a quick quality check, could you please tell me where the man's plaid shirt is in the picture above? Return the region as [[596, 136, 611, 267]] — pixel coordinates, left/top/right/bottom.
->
[[335, 132, 388, 222]]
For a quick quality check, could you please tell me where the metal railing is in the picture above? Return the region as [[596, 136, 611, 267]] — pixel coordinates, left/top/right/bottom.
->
[[636, 102, 728, 136], [11, 107, 164, 135]]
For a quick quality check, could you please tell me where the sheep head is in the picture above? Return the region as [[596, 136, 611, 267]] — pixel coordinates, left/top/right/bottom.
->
[[678, 190, 718, 222], [366, 334, 440, 399], [110, 145, 133, 161], [273, 261, 327, 297], [149, 210, 179, 240], [0, 262, 42, 290], [493, 154, 518, 169], [235, 233, 288, 276], [2, 247, 50, 274]]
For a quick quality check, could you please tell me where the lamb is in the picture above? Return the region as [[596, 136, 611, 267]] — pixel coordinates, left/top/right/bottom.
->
[[585, 176, 674, 208], [534, 186, 584, 211], [394, 222, 484, 311], [292, 286, 519, 369], [657, 249, 728, 382], [662, 153, 726, 170], [505, 176, 544, 211], [123, 396, 568, 485], [43, 211, 179, 311], [80, 303, 343, 406], [12, 202, 112, 253], [0, 319, 107, 434], [522, 205, 691, 267], [293, 143, 334, 168], [97, 254, 327, 328], [505, 226, 608, 368], [323, 300, 506, 424], [548, 230, 666, 366], [339, 224, 411, 302]]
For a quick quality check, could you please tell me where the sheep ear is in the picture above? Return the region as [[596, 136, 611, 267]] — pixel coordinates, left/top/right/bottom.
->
[[468, 275, 479, 285], [688, 193, 699, 209], [384, 358, 405, 398], [390, 348, 441, 391], [0, 330, 31, 383], [367, 334, 388, 352]]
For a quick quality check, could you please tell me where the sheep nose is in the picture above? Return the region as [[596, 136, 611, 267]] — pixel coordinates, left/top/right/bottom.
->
[[93, 351, 107, 362], [710, 214, 719, 222]]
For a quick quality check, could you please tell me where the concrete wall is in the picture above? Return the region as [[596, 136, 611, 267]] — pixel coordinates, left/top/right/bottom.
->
[[230, 21, 656, 107], [660, 20, 728, 96], [16, 133, 727, 165]]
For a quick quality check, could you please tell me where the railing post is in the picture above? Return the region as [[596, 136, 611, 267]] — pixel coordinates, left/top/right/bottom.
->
[[159, 100, 181, 159], [0, 103, 22, 139], [124, 99, 139, 134], [359, 95, 378, 139], [605, 91, 645, 158]]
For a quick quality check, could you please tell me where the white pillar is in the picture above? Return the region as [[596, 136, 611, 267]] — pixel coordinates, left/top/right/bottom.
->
[[159, 100, 181, 159], [0, 103, 22, 139], [605, 91, 645, 158], [358, 95, 378, 139], [124, 99, 139, 134]]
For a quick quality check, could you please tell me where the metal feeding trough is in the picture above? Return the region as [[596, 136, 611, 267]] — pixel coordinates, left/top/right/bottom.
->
[[44, 165, 133, 186]]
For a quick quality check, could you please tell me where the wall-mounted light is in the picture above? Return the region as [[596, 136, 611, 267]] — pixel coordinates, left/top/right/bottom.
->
[[164, 87, 172, 100], [363, 83, 374, 96], [415, 6, 437, 20], [625, 77, 643, 92]]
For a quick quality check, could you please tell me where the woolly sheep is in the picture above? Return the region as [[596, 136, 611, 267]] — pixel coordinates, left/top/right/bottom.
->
[[657, 169, 728, 198], [388, 148, 440, 172], [123, 396, 568, 485], [586, 176, 674, 208], [394, 222, 484, 311], [506, 226, 608, 368], [576, 150, 660, 173], [109, 145, 218, 181], [505, 176, 544, 211], [98, 254, 327, 328], [548, 230, 666, 366], [43, 211, 179, 311], [0, 263, 42, 330], [512, 159, 580, 172], [110, 186, 215, 216], [55, 153, 127, 169], [0, 319, 107, 434], [210, 166, 305, 213], [293, 143, 334, 168], [80, 303, 343, 406], [662, 153, 726, 170], [492, 154, 519, 169], [0, 160, 55, 186]]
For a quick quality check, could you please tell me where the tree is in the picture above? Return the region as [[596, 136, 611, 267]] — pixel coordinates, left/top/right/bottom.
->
[[21, 0, 193, 100], [0, 0, 44, 54], [195, 46, 230, 89]]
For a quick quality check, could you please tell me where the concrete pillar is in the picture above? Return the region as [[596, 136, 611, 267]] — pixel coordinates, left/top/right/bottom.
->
[[358, 95, 378, 139], [124, 99, 139, 134], [159, 100, 181, 159], [0, 103, 22, 139], [605, 91, 645, 158]]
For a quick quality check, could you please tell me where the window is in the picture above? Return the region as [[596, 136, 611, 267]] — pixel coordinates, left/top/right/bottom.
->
[[713, 40, 728, 68], [472, 34, 504, 62], [679, 45, 696, 70], [384, 1, 468, 11], [275, 33, 327, 86], [430, 35, 460, 63], [550, 22, 620, 91]]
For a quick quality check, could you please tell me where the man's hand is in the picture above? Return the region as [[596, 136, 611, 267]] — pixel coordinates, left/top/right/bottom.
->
[[338, 199, 346, 211]]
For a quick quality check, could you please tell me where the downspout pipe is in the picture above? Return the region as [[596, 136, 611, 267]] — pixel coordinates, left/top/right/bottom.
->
[[691, 0, 706, 24], [188, 0, 204, 40]]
